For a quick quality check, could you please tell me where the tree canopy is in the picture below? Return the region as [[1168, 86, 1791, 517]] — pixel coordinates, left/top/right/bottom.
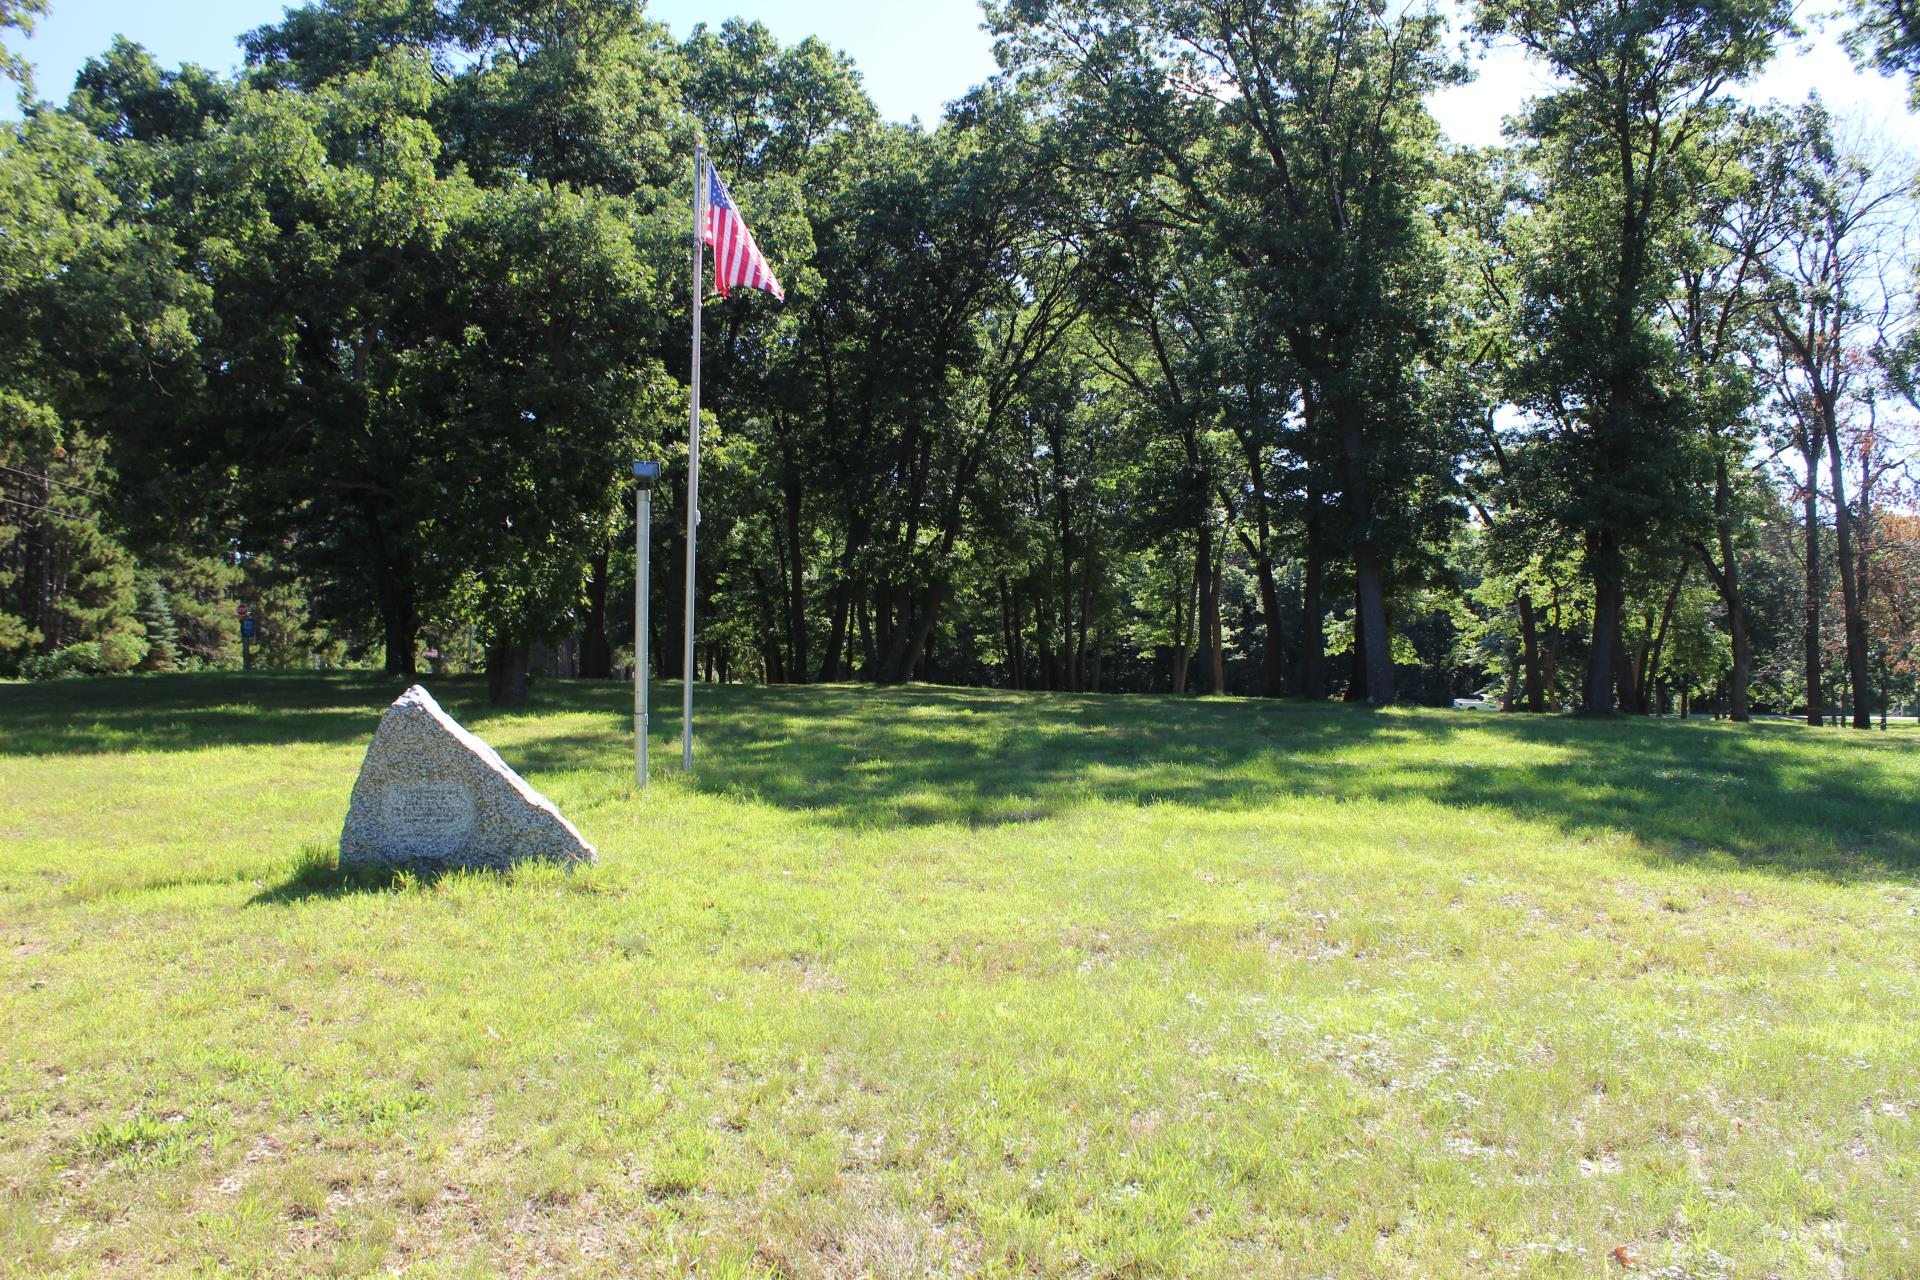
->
[[2, 0, 1916, 722]]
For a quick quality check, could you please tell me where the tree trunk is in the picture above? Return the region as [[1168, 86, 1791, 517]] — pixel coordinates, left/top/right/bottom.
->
[[1203, 536, 1225, 695], [1823, 422, 1872, 728], [1517, 591, 1546, 712], [1640, 565, 1686, 714], [785, 476, 808, 684], [877, 586, 915, 683], [1345, 600, 1368, 703], [1038, 619, 1056, 690], [1254, 554, 1285, 697], [1061, 551, 1079, 693], [1171, 546, 1196, 695], [1300, 494, 1327, 698], [1803, 441, 1823, 726], [1632, 609, 1654, 709], [1860, 450, 1882, 729], [873, 591, 894, 674], [1351, 543, 1394, 704], [380, 579, 418, 679], [1074, 568, 1094, 693], [580, 551, 612, 679], [12, 466, 52, 652], [1011, 586, 1026, 690], [1195, 523, 1219, 694], [819, 578, 850, 683], [1335, 401, 1395, 704], [486, 638, 529, 707], [818, 519, 866, 683], [857, 584, 876, 679], [1582, 529, 1622, 715], [895, 582, 945, 685], [1707, 455, 1752, 721], [1006, 571, 1021, 687], [1543, 584, 1562, 708], [1612, 611, 1642, 715], [1227, 407, 1285, 698]]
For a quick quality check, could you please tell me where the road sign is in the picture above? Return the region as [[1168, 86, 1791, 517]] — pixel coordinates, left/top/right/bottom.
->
[[240, 616, 256, 640], [236, 602, 250, 620]]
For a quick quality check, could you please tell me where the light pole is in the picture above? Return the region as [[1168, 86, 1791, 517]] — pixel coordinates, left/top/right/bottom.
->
[[633, 461, 660, 788]]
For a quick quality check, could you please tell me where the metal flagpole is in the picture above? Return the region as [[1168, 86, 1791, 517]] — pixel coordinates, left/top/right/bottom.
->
[[633, 463, 656, 787], [683, 145, 705, 773]]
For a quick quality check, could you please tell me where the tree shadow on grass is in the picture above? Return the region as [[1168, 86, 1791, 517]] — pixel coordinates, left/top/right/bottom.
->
[[503, 679, 1917, 880], [0, 671, 574, 759], [1350, 720, 1917, 881], [655, 683, 1920, 883], [0, 671, 435, 757], [12, 673, 1914, 884]]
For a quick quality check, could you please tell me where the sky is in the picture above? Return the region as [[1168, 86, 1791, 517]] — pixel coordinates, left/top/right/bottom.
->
[[2, 0, 1915, 146]]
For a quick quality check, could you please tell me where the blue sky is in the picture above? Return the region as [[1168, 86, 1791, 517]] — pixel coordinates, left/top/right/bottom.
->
[[3, 0, 1914, 146], [1, 0, 1002, 125]]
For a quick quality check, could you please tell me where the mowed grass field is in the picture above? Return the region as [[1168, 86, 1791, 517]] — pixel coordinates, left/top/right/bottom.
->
[[1, 675, 1917, 1280]]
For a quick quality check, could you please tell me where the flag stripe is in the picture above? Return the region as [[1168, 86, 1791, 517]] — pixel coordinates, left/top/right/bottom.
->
[[702, 164, 784, 302]]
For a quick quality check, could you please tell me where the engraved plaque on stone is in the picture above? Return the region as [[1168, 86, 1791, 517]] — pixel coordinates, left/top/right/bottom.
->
[[379, 781, 476, 858]]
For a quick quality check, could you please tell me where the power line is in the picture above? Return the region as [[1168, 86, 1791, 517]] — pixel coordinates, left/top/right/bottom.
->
[[0, 463, 112, 501], [0, 495, 102, 526]]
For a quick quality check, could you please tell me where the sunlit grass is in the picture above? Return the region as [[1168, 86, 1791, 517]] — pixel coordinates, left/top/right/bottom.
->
[[1, 673, 1916, 1277]]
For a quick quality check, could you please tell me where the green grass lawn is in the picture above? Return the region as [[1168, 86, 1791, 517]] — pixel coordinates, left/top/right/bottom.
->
[[2, 674, 1917, 1279]]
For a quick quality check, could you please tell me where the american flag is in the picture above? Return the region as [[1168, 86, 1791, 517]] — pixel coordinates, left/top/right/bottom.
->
[[703, 164, 784, 302]]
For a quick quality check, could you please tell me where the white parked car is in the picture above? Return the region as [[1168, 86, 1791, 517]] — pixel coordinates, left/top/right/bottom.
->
[[1451, 692, 1501, 711]]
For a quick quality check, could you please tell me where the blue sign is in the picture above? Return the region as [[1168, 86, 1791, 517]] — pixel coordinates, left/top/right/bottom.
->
[[240, 616, 256, 640]]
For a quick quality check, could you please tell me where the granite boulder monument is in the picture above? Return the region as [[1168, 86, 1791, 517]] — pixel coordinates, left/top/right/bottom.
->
[[340, 685, 596, 870]]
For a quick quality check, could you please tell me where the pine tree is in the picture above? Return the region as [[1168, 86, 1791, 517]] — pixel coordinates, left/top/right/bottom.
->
[[133, 570, 178, 671]]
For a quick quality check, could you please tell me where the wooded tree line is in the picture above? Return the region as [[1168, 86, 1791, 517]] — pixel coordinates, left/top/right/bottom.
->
[[2, 0, 1917, 719]]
